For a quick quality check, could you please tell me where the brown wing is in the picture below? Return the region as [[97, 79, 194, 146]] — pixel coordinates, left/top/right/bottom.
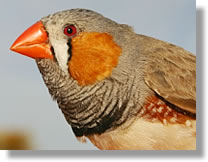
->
[[144, 43, 196, 114]]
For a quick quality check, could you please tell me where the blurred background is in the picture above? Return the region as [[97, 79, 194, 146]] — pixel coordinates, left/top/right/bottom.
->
[[0, 0, 195, 150]]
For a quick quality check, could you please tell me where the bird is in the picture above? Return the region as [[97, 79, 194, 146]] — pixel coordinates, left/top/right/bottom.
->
[[10, 9, 196, 150]]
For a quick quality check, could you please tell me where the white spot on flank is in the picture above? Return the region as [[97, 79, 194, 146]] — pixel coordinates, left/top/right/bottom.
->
[[151, 118, 157, 122], [164, 112, 169, 117], [185, 120, 192, 127], [163, 119, 167, 125], [157, 101, 163, 105], [167, 107, 172, 112], [140, 109, 145, 115], [152, 108, 157, 113], [147, 103, 154, 110], [157, 106, 164, 113], [170, 117, 177, 123]]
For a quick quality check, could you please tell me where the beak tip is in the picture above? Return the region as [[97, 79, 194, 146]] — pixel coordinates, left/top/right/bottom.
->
[[10, 42, 19, 53], [10, 45, 15, 51]]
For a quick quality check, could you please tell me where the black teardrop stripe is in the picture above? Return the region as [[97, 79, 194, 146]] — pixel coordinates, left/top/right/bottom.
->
[[71, 100, 129, 137], [67, 39, 72, 62]]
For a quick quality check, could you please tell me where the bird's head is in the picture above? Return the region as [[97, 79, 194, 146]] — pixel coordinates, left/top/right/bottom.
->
[[11, 9, 135, 86]]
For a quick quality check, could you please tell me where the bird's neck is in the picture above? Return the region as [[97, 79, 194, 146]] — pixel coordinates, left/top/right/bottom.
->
[[36, 59, 141, 136]]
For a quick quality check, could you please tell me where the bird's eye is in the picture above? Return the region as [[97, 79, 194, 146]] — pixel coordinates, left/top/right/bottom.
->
[[64, 25, 77, 37]]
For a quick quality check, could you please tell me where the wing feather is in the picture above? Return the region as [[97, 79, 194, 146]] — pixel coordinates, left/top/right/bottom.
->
[[144, 42, 196, 114]]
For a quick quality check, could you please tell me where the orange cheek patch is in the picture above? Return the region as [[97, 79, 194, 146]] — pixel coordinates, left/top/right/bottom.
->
[[69, 32, 122, 86]]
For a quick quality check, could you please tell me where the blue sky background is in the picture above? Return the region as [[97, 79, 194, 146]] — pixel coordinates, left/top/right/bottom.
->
[[0, 0, 195, 150]]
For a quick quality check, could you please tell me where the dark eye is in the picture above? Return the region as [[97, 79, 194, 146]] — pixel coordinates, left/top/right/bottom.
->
[[64, 25, 77, 37]]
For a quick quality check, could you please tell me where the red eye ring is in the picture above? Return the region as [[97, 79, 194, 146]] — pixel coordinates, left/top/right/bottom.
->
[[64, 25, 77, 37]]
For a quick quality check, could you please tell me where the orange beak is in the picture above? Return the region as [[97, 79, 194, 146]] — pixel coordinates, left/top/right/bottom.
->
[[10, 21, 53, 59]]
